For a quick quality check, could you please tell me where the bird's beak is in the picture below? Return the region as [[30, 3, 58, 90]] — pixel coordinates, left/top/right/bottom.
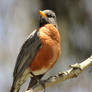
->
[[40, 11, 47, 17]]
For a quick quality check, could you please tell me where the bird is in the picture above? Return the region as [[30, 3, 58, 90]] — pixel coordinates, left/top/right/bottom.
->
[[10, 10, 61, 92]]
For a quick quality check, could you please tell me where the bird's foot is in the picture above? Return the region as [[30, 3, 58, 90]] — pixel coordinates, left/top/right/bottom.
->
[[38, 79, 46, 92], [30, 72, 46, 92]]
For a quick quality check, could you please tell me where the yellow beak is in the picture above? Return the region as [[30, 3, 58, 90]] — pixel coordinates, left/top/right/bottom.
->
[[40, 11, 47, 17]]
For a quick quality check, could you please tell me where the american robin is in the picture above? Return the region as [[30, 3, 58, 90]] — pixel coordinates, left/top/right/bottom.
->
[[10, 10, 61, 92]]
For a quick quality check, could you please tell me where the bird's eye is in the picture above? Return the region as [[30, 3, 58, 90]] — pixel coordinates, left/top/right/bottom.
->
[[46, 14, 53, 17]]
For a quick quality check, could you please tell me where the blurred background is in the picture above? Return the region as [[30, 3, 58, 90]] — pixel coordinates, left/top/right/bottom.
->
[[0, 0, 92, 92]]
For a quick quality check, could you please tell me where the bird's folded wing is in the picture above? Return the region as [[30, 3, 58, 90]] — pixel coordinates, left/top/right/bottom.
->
[[13, 30, 41, 79]]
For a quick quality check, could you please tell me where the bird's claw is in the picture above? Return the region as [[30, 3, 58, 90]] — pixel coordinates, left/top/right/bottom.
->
[[38, 80, 46, 92]]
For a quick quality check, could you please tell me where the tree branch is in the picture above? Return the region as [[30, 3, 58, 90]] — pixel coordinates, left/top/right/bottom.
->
[[26, 55, 92, 92]]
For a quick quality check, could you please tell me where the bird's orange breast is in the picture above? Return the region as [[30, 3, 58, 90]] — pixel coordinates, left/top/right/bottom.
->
[[30, 24, 61, 75]]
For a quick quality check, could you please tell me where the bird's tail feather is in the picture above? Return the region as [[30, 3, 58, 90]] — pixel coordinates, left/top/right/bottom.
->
[[10, 81, 20, 92]]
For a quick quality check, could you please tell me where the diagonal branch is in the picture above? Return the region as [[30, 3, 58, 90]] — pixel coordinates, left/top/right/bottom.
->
[[26, 55, 92, 92]]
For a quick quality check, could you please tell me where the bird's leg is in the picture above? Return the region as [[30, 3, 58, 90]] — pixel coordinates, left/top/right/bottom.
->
[[38, 79, 46, 92], [30, 71, 46, 92]]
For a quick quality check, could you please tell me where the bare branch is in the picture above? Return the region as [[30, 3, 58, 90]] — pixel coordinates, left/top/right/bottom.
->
[[26, 55, 92, 92]]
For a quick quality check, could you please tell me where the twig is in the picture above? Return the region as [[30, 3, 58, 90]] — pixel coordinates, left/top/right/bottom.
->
[[26, 55, 92, 92]]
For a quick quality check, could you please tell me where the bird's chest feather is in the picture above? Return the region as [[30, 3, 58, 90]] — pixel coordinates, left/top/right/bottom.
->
[[30, 24, 60, 75]]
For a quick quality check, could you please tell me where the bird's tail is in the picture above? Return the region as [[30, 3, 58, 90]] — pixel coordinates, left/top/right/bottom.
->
[[10, 81, 20, 92]]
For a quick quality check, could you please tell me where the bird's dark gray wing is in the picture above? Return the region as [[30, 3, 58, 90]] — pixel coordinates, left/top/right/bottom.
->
[[13, 30, 41, 79]]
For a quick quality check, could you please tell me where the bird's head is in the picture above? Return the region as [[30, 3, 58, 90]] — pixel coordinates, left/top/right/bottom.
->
[[39, 10, 57, 28]]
